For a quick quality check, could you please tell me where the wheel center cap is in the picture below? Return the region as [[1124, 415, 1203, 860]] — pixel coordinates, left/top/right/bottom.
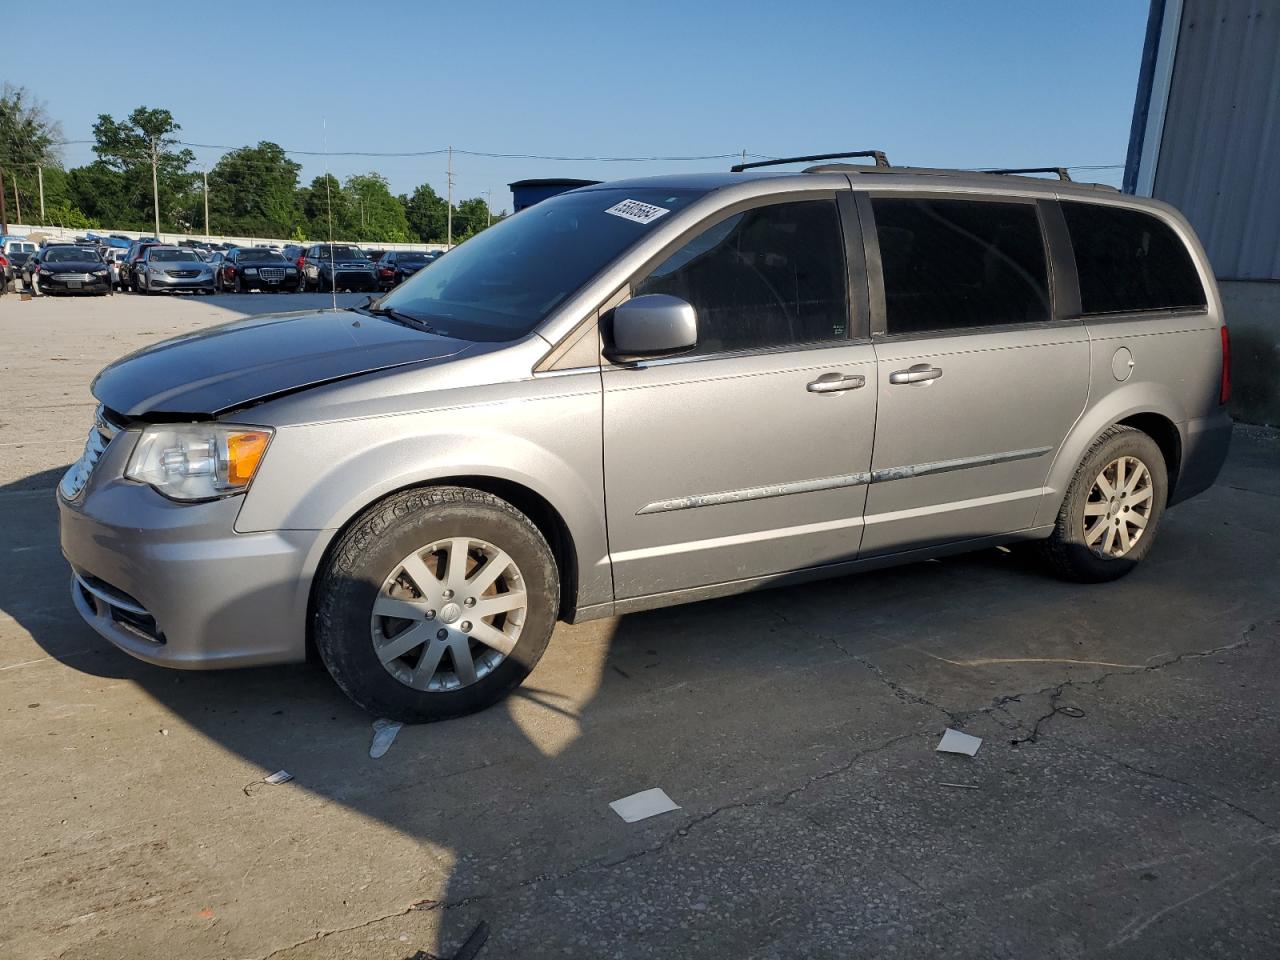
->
[[439, 602, 462, 624]]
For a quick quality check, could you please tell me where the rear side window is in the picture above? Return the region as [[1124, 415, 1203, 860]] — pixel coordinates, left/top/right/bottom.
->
[[1061, 202, 1206, 315], [871, 197, 1050, 335], [635, 199, 848, 356]]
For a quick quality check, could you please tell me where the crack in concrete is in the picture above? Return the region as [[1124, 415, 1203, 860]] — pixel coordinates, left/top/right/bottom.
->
[[251, 621, 1275, 959], [251, 905, 431, 960], [248, 728, 920, 959], [1074, 744, 1278, 833], [835, 639, 968, 727], [993, 621, 1271, 745]]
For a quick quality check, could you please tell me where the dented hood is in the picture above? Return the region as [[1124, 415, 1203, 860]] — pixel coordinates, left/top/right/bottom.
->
[[92, 308, 468, 418]]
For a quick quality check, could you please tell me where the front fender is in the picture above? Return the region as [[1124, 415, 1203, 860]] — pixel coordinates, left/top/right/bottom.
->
[[234, 396, 612, 611]]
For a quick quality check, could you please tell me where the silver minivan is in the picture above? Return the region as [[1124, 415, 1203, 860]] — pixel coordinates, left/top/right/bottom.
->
[[58, 154, 1232, 721]]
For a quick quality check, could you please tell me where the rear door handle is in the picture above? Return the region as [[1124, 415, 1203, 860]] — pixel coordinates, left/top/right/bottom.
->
[[807, 372, 866, 394], [889, 364, 943, 385]]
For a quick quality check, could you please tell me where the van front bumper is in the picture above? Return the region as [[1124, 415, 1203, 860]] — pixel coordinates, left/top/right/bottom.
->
[[58, 476, 326, 669]]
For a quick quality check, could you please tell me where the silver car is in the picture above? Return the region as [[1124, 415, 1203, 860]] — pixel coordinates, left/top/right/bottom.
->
[[58, 155, 1232, 721], [133, 246, 217, 295]]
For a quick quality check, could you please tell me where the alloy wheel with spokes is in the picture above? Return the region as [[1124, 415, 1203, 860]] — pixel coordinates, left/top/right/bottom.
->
[[316, 486, 559, 721], [1083, 455, 1153, 558], [1040, 425, 1168, 583], [372, 536, 527, 692]]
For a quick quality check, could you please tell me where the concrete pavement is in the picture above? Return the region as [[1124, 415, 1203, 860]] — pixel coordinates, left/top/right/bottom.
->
[[1, 291, 1276, 959]]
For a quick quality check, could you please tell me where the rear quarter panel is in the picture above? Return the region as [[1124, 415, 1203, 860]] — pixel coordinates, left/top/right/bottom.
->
[[1036, 193, 1225, 524]]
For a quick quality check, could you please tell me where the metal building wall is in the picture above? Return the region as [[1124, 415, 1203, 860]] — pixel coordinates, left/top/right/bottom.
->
[[1149, 0, 1280, 280]]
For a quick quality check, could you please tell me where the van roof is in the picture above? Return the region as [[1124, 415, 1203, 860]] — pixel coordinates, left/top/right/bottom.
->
[[574, 150, 1124, 201]]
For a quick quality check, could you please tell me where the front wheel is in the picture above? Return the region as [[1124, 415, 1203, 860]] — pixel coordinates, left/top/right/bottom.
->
[[314, 486, 559, 722], [1040, 426, 1168, 583]]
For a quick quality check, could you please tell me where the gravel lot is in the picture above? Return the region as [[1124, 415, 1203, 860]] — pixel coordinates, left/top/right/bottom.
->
[[1, 292, 1277, 960]]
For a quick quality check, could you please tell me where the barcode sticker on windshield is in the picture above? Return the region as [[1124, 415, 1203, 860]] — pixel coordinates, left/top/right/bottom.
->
[[605, 199, 670, 225]]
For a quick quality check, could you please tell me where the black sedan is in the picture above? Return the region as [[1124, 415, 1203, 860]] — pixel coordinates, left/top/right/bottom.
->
[[24, 246, 112, 296], [218, 248, 303, 293], [375, 250, 437, 289]]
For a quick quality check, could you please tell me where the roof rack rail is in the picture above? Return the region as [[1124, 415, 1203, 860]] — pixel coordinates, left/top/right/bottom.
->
[[986, 167, 1073, 182], [731, 150, 890, 173]]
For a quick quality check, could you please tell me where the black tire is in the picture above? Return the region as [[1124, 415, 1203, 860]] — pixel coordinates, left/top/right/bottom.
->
[[314, 486, 560, 723], [1040, 425, 1168, 583], [234, 276, 245, 294]]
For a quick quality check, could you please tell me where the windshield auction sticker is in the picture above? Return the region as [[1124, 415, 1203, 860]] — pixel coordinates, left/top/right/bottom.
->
[[605, 199, 670, 225]]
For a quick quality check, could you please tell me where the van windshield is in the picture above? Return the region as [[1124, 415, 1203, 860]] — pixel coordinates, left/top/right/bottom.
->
[[376, 187, 704, 342]]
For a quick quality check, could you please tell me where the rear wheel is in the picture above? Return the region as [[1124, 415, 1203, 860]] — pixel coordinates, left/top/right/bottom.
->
[[314, 486, 559, 722], [1040, 426, 1168, 583]]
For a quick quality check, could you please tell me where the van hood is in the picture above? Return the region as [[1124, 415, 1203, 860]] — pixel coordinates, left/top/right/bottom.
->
[[93, 308, 470, 418]]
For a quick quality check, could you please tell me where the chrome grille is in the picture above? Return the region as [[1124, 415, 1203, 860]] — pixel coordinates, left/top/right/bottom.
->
[[258, 267, 286, 281], [165, 269, 201, 278], [56, 272, 95, 282], [59, 406, 119, 500]]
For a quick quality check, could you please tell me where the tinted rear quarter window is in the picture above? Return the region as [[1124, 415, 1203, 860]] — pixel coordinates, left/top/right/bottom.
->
[[1061, 201, 1205, 315], [871, 198, 1050, 335]]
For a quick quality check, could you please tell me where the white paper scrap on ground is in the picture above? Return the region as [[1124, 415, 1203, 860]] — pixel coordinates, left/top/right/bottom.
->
[[610, 788, 681, 823], [264, 770, 294, 785], [370, 718, 404, 759], [936, 728, 983, 757]]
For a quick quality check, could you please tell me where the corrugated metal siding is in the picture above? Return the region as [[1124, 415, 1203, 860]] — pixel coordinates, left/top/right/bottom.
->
[[1153, 0, 1280, 279]]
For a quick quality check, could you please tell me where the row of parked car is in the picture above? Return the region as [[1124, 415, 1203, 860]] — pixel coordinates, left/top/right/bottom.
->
[[0, 235, 443, 297]]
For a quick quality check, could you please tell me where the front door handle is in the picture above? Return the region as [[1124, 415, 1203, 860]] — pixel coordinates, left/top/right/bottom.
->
[[889, 364, 943, 385], [807, 372, 866, 394]]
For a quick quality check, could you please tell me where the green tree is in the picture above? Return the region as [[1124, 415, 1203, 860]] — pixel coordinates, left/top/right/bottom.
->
[[206, 141, 301, 237], [345, 172, 410, 242], [454, 196, 493, 240], [401, 183, 449, 243], [41, 199, 98, 230], [92, 106, 195, 233], [0, 84, 65, 224], [301, 173, 354, 240], [65, 162, 137, 229]]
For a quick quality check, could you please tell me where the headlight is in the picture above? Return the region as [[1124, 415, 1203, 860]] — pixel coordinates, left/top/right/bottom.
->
[[244, 267, 258, 275], [94, 269, 109, 276], [126, 424, 273, 501], [286, 267, 297, 274]]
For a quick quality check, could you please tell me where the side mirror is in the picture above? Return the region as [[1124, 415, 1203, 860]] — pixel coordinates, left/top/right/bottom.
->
[[605, 294, 698, 364]]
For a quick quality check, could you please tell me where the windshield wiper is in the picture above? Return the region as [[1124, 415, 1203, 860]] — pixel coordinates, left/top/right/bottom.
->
[[351, 302, 441, 335]]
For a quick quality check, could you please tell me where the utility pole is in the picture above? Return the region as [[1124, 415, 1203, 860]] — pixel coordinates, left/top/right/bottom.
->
[[359, 195, 365, 232], [202, 170, 209, 237], [486, 189, 492, 227], [149, 135, 161, 238], [0, 166, 8, 235], [446, 146, 454, 247], [37, 165, 45, 222]]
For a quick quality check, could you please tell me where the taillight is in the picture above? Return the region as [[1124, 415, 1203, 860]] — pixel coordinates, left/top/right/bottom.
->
[[1219, 325, 1231, 405], [226, 266, 236, 277]]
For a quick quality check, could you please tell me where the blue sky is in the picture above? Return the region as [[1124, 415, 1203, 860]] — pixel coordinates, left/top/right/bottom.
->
[[8, 1, 1150, 212]]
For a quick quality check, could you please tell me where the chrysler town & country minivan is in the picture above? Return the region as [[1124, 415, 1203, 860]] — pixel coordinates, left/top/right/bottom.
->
[[58, 154, 1232, 721]]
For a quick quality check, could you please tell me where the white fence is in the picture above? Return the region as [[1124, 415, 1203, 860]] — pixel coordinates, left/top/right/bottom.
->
[[3, 222, 449, 253]]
